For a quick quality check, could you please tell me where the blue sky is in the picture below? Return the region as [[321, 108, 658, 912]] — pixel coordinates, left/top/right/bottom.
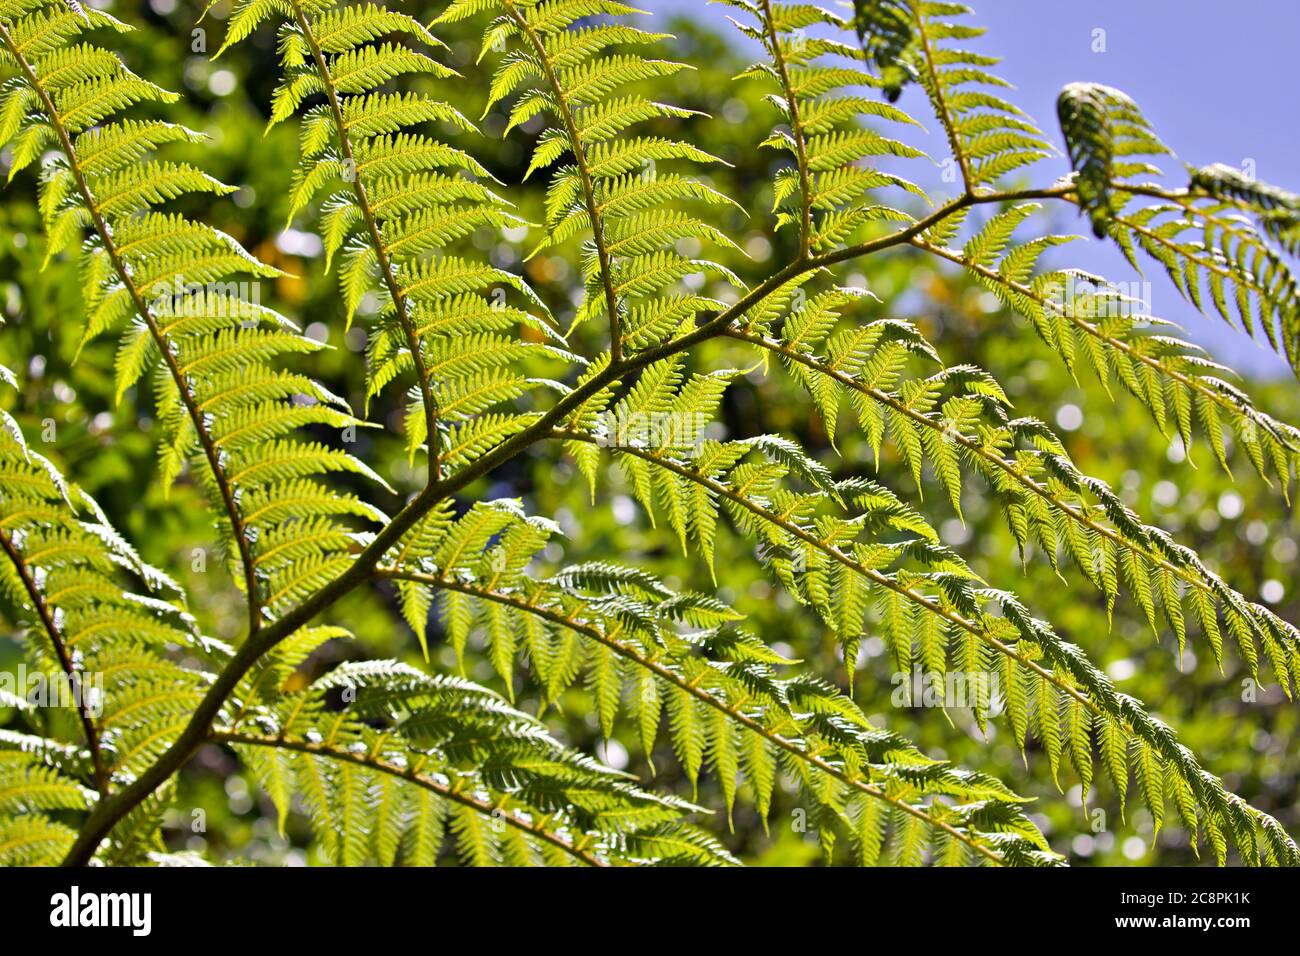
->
[[652, 0, 1299, 377]]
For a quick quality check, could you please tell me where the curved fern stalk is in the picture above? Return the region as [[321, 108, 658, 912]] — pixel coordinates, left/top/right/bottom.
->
[[0, 365, 215, 862], [912, 208, 1300, 494], [1056, 83, 1300, 373], [440, 0, 744, 360], [851, 0, 1053, 195], [0, 1, 390, 630], [374, 519, 1058, 865], [92, 781, 194, 866], [251, 182, 1063, 576], [0, 528, 110, 792], [547, 413, 1297, 864], [216, 659, 731, 866], [723, 0, 928, 256], [720, 290, 1300, 687], [213, 0, 561, 477]]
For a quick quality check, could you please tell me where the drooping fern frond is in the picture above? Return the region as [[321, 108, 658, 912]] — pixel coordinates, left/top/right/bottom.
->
[[221, 658, 734, 866], [1191, 163, 1300, 257], [1, 360, 738, 867], [545, 368, 1298, 865], [376, 503, 1060, 866], [440, 0, 743, 360], [213, 0, 565, 474], [913, 205, 1300, 495], [1056, 82, 1300, 373], [0, 0, 388, 629], [723, 293, 1300, 690], [762, 284, 1300, 694]]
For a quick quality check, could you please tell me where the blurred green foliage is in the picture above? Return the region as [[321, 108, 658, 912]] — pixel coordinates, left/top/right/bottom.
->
[[1, 0, 1295, 866]]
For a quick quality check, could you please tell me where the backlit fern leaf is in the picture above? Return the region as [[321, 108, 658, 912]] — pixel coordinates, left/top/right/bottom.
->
[[0, 0, 385, 630], [724, 278, 1300, 686], [215, 0, 564, 475], [0, 0, 1295, 871], [913, 208, 1300, 497], [1057, 83, 1300, 373], [851, 0, 1052, 192], [377, 505, 1060, 866], [223, 658, 735, 866], [725, 0, 926, 254], [441, 0, 741, 360], [547, 369, 1297, 865], [0, 365, 212, 859]]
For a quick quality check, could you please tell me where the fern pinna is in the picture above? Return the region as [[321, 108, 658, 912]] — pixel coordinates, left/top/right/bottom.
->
[[215, 0, 565, 476], [0, 0, 393, 645], [0, 0, 1296, 867], [436, 0, 743, 365]]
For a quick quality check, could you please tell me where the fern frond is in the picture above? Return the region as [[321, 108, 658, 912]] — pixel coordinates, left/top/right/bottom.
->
[[724, 0, 925, 255], [218, 0, 557, 477], [449, 0, 738, 361], [0, 4, 385, 632], [220, 660, 734, 866], [849, 0, 1052, 193], [723, 284, 1300, 686], [913, 222, 1300, 497], [375, 498, 1058, 865], [3, 0, 1295, 872], [548, 398, 1297, 865], [0, 372, 212, 847], [386, 580, 1057, 866], [1056, 83, 1300, 372]]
